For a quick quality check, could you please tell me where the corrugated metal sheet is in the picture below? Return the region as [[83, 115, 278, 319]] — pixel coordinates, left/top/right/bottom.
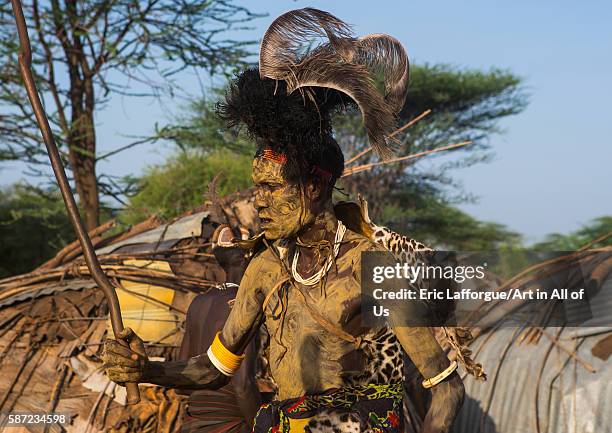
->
[[452, 275, 612, 433], [96, 211, 209, 255], [582, 275, 612, 327], [0, 279, 98, 308]]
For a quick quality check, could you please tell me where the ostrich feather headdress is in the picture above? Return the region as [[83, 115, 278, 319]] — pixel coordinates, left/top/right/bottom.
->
[[217, 8, 409, 181], [259, 8, 409, 159]]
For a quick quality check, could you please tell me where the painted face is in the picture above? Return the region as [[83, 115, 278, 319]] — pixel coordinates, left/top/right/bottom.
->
[[252, 157, 315, 240]]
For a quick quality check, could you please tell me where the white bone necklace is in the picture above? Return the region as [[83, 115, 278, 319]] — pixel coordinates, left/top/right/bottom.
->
[[291, 220, 347, 286]]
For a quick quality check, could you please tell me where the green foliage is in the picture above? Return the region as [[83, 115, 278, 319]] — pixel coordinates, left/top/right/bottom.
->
[[122, 149, 253, 224], [403, 64, 526, 140], [158, 97, 255, 155], [531, 216, 612, 250], [123, 93, 256, 224], [493, 243, 533, 280], [376, 192, 521, 251], [477, 216, 612, 280], [0, 184, 73, 278]]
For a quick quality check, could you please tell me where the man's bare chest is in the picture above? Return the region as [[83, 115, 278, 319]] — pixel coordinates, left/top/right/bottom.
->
[[262, 273, 365, 344]]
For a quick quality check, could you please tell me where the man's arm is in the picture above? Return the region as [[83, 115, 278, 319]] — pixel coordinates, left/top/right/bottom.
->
[[103, 253, 269, 390], [232, 335, 262, 429], [388, 261, 464, 433], [359, 244, 464, 433], [393, 326, 464, 433], [144, 352, 230, 389]]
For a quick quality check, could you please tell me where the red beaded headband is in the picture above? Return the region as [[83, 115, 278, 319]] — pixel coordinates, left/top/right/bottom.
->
[[258, 149, 332, 181], [261, 149, 286, 164]]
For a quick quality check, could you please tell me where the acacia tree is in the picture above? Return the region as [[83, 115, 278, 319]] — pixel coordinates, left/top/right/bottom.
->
[[0, 0, 258, 229]]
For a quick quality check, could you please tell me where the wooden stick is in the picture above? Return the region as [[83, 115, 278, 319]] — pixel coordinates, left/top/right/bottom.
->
[[462, 250, 595, 325], [84, 381, 110, 433], [0, 317, 29, 364], [389, 109, 432, 138], [537, 327, 596, 373], [59, 234, 105, 265], [533, 330, 561, 433], [344, 147, 373, 166], [0, 262, 218, 300], [342, 140, 471, 177], [98, 382, 116, 430], [344, 109, 432, 165], [578, 231, 612, 251], [0, 344, 39, 410], [44, 364, 68, 433], [10, 0, 139, 403], [32, 316, 181, 324], [36, 220, 116, 270], [98, 214, 161, 248], [0, 241, 214, 287]]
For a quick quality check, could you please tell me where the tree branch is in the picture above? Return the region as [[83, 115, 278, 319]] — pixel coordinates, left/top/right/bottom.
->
[[32, 0, 69, 136]]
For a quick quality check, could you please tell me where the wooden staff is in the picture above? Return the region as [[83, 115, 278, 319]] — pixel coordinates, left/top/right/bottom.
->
[[9, 0, 140, 404]]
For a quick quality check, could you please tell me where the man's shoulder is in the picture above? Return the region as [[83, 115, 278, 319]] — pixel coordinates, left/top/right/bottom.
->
[[242, 243, 283, 284], [249, 243, 277, 264], [344, 228, 386, 251], [339, 228, 386, 262]]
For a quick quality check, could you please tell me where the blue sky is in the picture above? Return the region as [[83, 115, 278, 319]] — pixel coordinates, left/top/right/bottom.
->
[[2, 0, 610, 242]]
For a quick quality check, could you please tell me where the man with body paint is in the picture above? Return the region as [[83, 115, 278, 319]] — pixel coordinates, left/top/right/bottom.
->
[[103, 8, 464, 433], [178, 227, 262, 433]]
